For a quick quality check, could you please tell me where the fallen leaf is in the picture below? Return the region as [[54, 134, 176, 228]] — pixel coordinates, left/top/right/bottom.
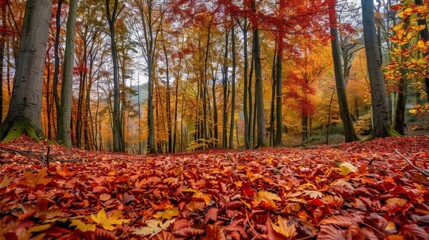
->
[[90, 209, 130, 231], [271, 216, 296, 238]]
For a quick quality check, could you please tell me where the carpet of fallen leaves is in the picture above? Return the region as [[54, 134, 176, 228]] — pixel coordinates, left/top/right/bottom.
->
[[0, 135, 429, 240]]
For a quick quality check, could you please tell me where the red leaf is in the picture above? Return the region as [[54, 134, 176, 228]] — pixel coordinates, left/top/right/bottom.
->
[[317, 225, 346, 240], [401, 224, 429, 240], [241, 182, 255, 197], [205, 208, 219, 223], [319, 215, 361, 227]]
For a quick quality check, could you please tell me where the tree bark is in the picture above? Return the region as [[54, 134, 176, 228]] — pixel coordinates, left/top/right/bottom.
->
[[275, 48, 283, 146], [415, 0, 429, 101], [252, 0, 266, 148], [105, 0, 124, 152], [361, 0, 392, 137], [222, 30, 229, 148], [0, 0, 53, 141], [58, 0, 78, 147], [229, 27, 236, 149], [329, 0, 359, 142], [53, 0, 64, 127]]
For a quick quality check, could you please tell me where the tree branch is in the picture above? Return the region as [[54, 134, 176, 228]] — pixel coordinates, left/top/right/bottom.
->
[[394, 150, 429, 177]]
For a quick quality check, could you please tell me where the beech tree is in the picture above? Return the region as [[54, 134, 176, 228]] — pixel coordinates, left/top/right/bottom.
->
[[329, 0, 359, 142], [361, 0, 396, 138], [0, 0, 53, 141], [57, 0, 79, 147], [105, 0, 125, 152]]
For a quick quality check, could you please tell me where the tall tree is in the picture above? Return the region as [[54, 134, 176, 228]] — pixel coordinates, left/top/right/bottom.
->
[[105, 0, 125, 152], [252, 0, 266, 148], [57, 0, 79, 147], [0, 0, 53, 141], [134, 0, 162, 154], [329, 0, 359, 142], [415, 0, 429, 101], [361, 0, 396, 138]]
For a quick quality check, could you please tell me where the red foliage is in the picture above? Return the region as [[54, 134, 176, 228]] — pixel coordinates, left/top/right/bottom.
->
[[0, 135, 429, 239]]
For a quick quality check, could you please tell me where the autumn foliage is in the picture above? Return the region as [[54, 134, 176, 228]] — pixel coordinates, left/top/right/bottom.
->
[[0, 136, 428, 239]]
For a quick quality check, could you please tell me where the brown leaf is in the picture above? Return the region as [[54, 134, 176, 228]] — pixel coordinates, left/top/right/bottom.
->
[[317, 225, 346, 240], [173, 227, 205, 237]]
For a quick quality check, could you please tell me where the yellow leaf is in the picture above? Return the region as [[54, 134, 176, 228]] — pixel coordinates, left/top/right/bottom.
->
[[256, 190, 281, 208], [90, 209, 130, 231], [189, 190, 212, 205], [392, 23, 404, 32], [386, 198, 408, 206], [153, 207, 179, 220], [70, 219, 96, 232], [0, 175, 13, 189], [338, 162, 358, 176], [28, 224, 51, 233], [271, 216, 297, 238], [133, 219, 175, 237]]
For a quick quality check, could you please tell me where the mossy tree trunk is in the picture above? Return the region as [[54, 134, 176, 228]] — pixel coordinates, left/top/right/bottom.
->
[[0, 0, 53, 142]]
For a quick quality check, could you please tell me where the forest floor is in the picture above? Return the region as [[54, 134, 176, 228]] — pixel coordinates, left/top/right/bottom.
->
[[0, 135, 428, 239]]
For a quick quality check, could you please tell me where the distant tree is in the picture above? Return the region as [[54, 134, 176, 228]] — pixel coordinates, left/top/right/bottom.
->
[[0, 0, 53, 141]]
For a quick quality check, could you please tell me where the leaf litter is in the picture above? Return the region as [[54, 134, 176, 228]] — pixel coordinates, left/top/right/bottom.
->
[[0, 135, 428, 239]]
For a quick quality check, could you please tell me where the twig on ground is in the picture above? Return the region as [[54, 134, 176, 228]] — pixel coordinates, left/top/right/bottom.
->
[[394, 149, 429, 177]]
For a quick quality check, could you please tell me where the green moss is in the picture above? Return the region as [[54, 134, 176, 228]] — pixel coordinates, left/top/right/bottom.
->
[[1, 117, 42, 142]]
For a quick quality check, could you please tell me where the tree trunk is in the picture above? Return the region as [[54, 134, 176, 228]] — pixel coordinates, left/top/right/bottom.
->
[[105, 0, 124, 152], [212, 75, 219, 146], [241, 19, 251, 149], [0, 2, 5, 124], [329, 0, 359, 142], [0, 0, 53, 141], [222, 30, 229, 148], [252, 0, 266, 148], [53, 0, 64, 126], [361, 0, 392, 137], [269, 47, 277, 146], [229, 27, 236, 149], [275, 48, 283, 146], [58, 0, 78, 147], [415, 0, 429, 101]]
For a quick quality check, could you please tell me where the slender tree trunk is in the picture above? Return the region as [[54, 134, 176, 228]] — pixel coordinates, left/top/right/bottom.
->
[[269, 47, 277, 146], [105, 0, 124, 152], [222, 30, 229, 148], [229, 27, 236, 149], [361, 0, 393, 137], [163, 40, 172, 153], [329, 0, 359, 142], [0, 2, 5, 124], [415, 0, 429, 101], [0, 0, 53, 141], [212, 75, 219, 146], [53, 0, 64, 123], [58, 0, 78, 147], [275, 48, 283, 146], [252, 0, 266, 148], [241, 19, 251, 149]]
